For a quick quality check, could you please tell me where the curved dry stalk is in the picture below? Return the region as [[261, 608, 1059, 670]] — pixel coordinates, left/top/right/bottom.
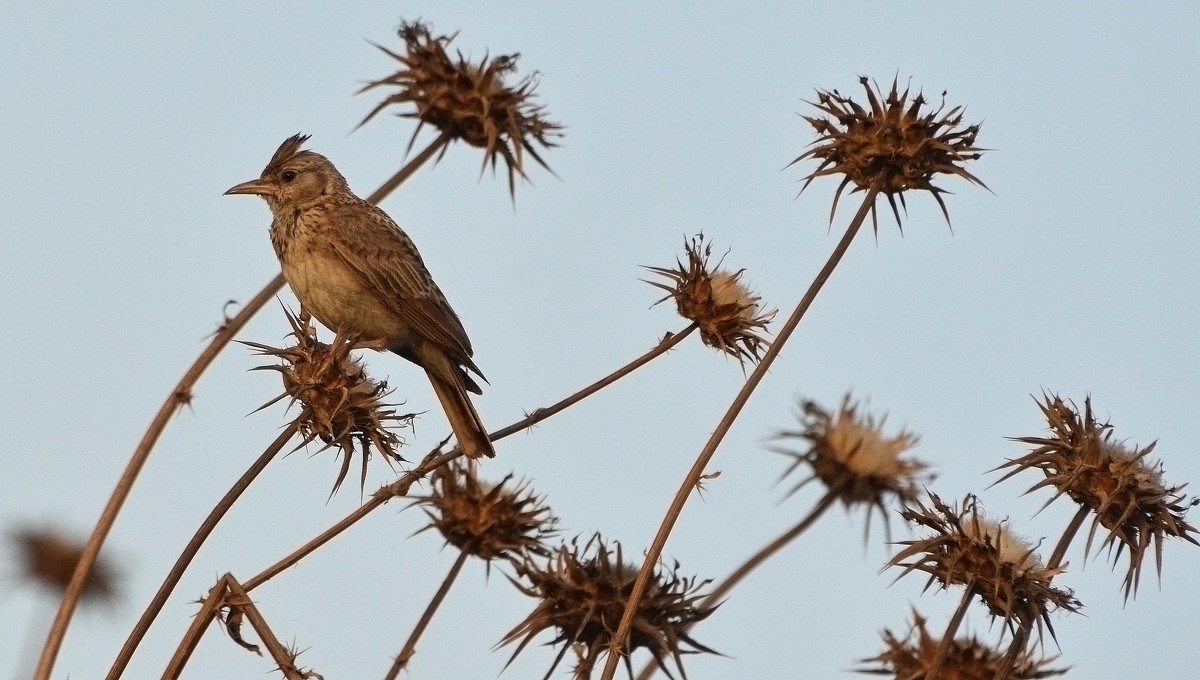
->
[[600, 187, 880, 680], [634, 484, 844, 680], [927, 583, 975, 680], [35, 135, 453, 680], [1046, 505, 1089, 573], [385, 549, 471, 679], [161, 575, 234, 680], [105, 421, 300, 680], [242, 325, 696, 592]]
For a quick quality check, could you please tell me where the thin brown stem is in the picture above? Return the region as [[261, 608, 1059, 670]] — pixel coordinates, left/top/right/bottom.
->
[[481, 324, 697, 446], [600, 187, 880, 680], [634, 485, 843, 680], [161, 575, 233, 680], [242, 326, 695, 592], [106, 421, 299, 680], [1047, 505, 1089, 573], [366, 131, 455, 204], [37, 131, 448, 680], [384, 549, 470, 679], [927, 584, 975, 680], [224, 577, 307, 680], [33, 273, 284, 680]]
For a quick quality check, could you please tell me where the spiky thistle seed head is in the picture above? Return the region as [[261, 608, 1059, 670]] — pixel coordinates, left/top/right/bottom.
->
[[856, 609, 1068, 680], [889, 493, 1080, 645], [358, 20, 562, 197], [790, 76, 987, 231], [9, 526, 119, 606], [502, 534, 718, 680], [645, 234, 776, 366], [772, 395, 930, 539], [996, 393, 1198, 599], [243, 308, 415, 495], [414, 461, 557, 563]]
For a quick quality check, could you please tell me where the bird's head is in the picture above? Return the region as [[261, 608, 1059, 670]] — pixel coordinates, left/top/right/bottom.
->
[[224, 134, 349, 211]]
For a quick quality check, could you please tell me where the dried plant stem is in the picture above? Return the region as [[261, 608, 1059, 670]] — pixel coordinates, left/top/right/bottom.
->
[[244, 327, 695, 592], [366, 130, 455, 204], [223, 577, 308, 680], [479, 324, 697, 446], [634, 485, 843, 680], [600, 187, 880, 680], [32, 273, 283, 680], [927, 583, 975, 680], [36, 134, 450, 680], [1047, 505, 1089, 573], [384, 549, 471, 679], [161, 575, 234, 680], [106, 421, 300, 680]]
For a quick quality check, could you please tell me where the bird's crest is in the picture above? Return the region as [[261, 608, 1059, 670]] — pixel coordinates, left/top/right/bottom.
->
[[264, 133, 312, 174]]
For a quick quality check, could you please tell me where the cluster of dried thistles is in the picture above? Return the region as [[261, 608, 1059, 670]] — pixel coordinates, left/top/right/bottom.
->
[[245, 308, 414, 494], [773, 395, 928, 536], [415, 461, 557, 563], [890, 493, 1080, 645], [359, 20, 562, 195], [791, 76, 987, 230], [503, 534, 717, 680], [646, 234, 776, 365], [10, 527, 118, 605], [858, 609, 1068, 680], [997, 393, 1198, 598]]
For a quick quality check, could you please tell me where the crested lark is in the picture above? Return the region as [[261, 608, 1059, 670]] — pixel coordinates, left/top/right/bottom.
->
[[226, 134, 495, 458]]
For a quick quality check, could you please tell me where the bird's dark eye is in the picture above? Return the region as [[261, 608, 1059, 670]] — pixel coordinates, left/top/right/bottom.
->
[[280, 169, 298, 183]]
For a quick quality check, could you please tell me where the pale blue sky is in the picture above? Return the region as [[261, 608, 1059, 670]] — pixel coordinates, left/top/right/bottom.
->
[[2, 3, 1199, 679]]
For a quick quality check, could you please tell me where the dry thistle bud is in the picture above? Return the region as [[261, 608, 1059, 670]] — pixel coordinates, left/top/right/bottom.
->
[[244, 308, 415, 495], [10, 526, 119, 606], [996, 394, 1198, 599], [890, 493, 1080, 646], [645, 234, 776, 366], [502, 534, 718, 680], [772, 395, 929, 538], [791, 76, 987, 231], [857, 609, 1068, 679], [414, 461, 557, 563], [359, 20, 562, 196]]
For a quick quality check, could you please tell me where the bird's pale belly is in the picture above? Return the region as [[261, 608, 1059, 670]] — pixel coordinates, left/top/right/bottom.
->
[[281, 249, 416, 347]]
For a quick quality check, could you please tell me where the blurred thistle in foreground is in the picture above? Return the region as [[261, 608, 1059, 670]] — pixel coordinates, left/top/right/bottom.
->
[[359, 20, 563, 195], [791, 76, 987, 230], [857, 609, 1068, 680], [415, 461, 557, 564], [10, 527, 119, 606], [890, 493, 1080, 646], [645, 234, 776, 366], [996, 394, 1198, 599], [772, 395, 929, 538], [244, 308, 414, 495], [503, 534, 718, 680]]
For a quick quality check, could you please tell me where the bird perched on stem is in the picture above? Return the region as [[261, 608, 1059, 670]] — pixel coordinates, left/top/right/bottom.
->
[[225, 134, 495, 459]]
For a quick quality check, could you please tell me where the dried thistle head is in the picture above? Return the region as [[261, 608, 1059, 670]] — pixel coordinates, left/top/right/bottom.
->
[[645, 234, 776, 365], [244, 308, 415, 495], [857, 609, 1068, 679], [9, 526, 119, 606], [996, 393, 1198, 599], [503, 534, 718, 680], [791, 76, 987, 231], [772, 395, 930, 539], [414, 460, 557, 563], [890, 493, 1080, 645], [359, 20, 562, 196]]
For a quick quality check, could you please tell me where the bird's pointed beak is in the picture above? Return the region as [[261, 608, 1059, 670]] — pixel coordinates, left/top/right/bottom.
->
[[224, 179, 276, 197]]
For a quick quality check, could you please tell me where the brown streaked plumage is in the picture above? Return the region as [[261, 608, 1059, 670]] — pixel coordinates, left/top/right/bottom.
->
[[225, 134, 494, 458]]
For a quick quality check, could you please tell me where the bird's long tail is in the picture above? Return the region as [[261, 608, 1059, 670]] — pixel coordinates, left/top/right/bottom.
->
[[427, 371, 495, 459]]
